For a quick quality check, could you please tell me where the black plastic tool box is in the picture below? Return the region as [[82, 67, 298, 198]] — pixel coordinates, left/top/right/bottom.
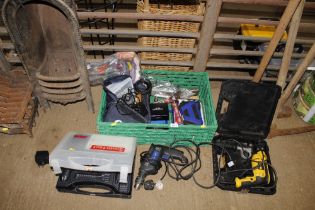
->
[[213, 80, 281, 195], [56, 169, 133, 198]]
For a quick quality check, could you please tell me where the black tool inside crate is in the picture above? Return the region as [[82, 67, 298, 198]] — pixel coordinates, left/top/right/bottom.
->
[[213, 80, 281, 195]]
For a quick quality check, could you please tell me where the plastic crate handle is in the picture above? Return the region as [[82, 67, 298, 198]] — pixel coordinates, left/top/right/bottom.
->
[[145, 126, 169, 131]]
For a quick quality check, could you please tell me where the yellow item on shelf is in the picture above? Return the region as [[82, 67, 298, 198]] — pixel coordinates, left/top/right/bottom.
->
[[240, 23, 288, 40], [2, 127, 9, 132]]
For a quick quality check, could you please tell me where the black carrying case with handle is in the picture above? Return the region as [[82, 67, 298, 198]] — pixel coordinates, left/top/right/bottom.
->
[[213, 80, 281, 195]]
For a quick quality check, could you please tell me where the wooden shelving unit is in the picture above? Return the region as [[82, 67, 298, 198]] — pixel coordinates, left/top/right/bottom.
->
[[0, 0, 314, 81]]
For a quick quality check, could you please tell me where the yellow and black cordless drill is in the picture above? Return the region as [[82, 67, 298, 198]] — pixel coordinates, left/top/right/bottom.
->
[[235, 150, 270, 188]]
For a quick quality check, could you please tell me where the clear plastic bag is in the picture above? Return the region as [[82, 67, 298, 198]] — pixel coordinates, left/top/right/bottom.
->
[[151, 79, 178, 98], [87, 52, 141, 86], [150, 78, 199, 99]]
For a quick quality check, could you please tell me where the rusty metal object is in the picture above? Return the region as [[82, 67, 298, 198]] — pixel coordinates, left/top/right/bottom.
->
[[0, 98, 39, 136], [40, 86, 84, 95], [35, 72, 81, 82], [2, 0, 94, 112], [42, 92, 86, 103], [0, 69, 38, 136], [37, 80, 83, 90], [0, 71, 32, 124], [0, 47, 11, 75]]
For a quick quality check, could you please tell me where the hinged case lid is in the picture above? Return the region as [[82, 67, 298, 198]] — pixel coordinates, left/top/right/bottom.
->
[[49, 132, 137, 183], [216, 81, 281, 140]]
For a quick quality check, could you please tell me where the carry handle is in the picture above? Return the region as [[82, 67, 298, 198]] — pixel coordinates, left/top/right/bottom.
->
[[216, 95, 231, 118], [145, 126, 169, 131], [69, 157, 113, 171], [75, 184, 115, 195]]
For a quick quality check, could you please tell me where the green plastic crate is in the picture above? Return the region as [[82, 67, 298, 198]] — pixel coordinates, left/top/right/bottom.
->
[[97, 70, 217, 145]]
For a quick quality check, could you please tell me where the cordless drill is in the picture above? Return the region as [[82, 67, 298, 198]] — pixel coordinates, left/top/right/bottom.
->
[[134, 144, 188, 190], [235, 150, 270, 188]]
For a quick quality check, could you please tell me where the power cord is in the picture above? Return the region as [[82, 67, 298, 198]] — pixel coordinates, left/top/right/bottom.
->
[[146, 138, 277, 191], [150, 139, 232, 189], [213, 139, 278, 191]]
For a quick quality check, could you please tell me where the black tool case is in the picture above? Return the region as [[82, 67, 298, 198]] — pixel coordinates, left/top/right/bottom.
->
[[212, 80, 281, 195], [56, 168, 133, 198]]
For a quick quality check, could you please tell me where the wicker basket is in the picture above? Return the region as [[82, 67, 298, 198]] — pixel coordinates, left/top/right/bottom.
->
[[138, 37, 195, 61], [141, 65, 190, 71], [137, 0, 204, 71], [137, 1, 204, 16], [138, 20, 201, 32]]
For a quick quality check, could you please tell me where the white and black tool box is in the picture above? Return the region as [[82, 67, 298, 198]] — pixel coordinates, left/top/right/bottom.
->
[[49, 132, 137, 198], [212, 81, 281, 195]]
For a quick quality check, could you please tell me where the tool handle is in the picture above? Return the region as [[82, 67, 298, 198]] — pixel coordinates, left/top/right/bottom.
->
[[235, 176, 265, 188], [162, 146, 188, 164], [235, 151, 269, 188]]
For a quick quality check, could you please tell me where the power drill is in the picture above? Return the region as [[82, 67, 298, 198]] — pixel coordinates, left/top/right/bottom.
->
[[215, 142, 252, 159], [134, 144, 188, 190], [235, 150, 270, 188]]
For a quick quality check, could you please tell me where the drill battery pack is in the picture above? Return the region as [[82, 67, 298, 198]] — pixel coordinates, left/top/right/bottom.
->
[[212, 80, 281, 195]]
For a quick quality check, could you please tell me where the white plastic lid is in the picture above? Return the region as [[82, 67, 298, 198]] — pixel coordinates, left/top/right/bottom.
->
[[49, 132, 137, 183]]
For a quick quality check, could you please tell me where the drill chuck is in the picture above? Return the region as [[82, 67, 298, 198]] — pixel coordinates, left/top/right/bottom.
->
[[135, 173, 145, 190]]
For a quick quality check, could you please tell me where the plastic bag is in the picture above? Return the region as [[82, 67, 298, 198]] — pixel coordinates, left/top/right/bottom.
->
[[87, 52, 141, 86], [151, 79, 178, 98], [150, 78, 199, 99]]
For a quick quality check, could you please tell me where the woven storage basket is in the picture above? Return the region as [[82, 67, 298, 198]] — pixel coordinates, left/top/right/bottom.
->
[[138, 20, 201, 32], [141, 65, 190, 71], [138, 37, 194, 61], [137, 0, 204, 71]]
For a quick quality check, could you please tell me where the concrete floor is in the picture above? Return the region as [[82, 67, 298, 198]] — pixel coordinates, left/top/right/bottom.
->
[[0, 83, 314, 210]]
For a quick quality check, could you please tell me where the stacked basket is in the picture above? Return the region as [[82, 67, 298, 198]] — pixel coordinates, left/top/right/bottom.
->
[[137, 0, 205, 71]]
